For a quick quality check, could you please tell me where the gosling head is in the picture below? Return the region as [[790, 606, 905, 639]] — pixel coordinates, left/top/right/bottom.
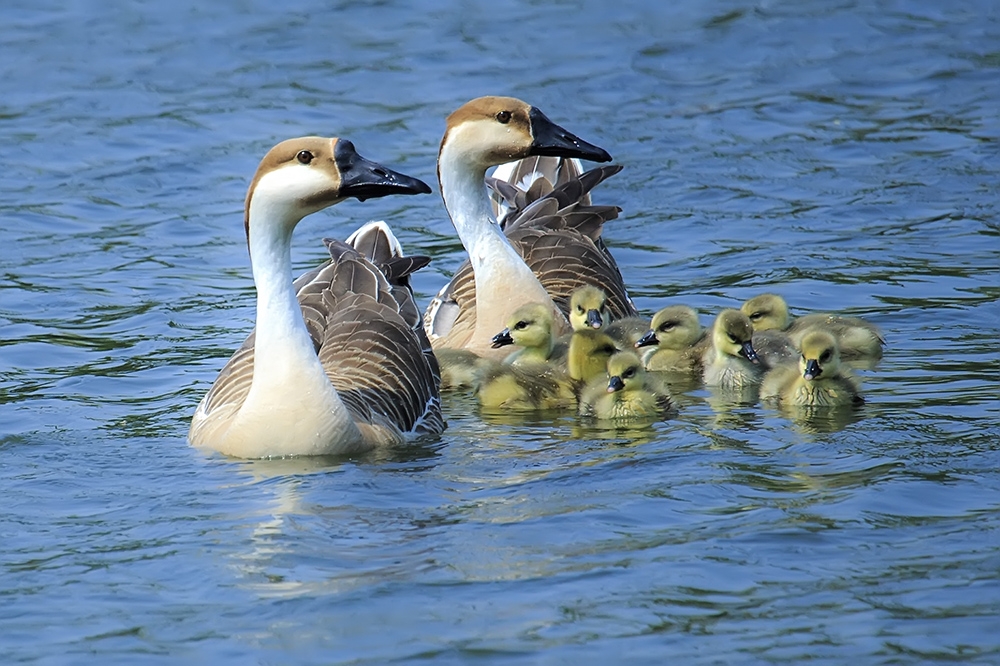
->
[[244, 137, 430, 242], [635, 305, 702, 350], [798, 329, 841, 381], [491, 302, 555, 350], [439, 96, 612, 173], [741, 293, 791, 332], [712, 309, 760, 364], [605, 351, 646, 393], [569, 285, 611, 331]]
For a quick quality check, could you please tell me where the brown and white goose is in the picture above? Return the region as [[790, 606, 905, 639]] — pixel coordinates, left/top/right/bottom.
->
[[189, 137, 444, 458], [422, 96, 633, 358]]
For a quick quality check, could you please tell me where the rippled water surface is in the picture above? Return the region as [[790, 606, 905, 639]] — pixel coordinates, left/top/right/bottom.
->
[[2, 0, 999, 662]]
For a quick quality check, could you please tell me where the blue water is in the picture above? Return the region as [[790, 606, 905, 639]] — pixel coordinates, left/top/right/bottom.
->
[[2, 0, 999, 662]]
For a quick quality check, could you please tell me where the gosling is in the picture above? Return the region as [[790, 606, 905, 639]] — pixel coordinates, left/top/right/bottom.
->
[[760, 329, 864, 407], [578, 351, 674, 420]]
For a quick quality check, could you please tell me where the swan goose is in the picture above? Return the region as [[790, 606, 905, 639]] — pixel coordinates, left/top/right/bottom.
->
[[423, 96, 633, 358], [702, 309, 763, 389], [741, 293, 885, 362], [578, 351, 674, 420], [760, 329, 864, 407], [189, 137, 444, 458]]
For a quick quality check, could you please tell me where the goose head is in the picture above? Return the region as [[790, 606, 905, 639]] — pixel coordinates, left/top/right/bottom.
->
[[635, 305, 702, 350], [798, 329, 841, 381], [491, 302, 555, 351], [605, 351, 646, 393], [244, 137, 430, 241], [569, 285, 611, 331], [741, 293, 791, 332], [712, 309, 760, 364], [439, 96, 611, 174]]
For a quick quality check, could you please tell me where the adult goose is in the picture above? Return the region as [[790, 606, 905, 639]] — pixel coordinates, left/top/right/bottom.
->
[[423, 96, 634, 358], [189, 137, 444, 458]]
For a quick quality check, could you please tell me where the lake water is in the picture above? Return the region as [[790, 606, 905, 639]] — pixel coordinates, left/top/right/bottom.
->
[[2, 0, 999, 662]]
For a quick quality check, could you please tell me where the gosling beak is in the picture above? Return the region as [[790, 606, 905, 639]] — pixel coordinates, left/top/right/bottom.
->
[[607, 375, 625, 393], [585, 309, 604, 329], [635, 330, 658, 348], [739, 341, 760, 364], [803, 359, 822, 380], [491, 328, 514, 349], [528, 107, 612, 163], [335, 139, 432, 201]]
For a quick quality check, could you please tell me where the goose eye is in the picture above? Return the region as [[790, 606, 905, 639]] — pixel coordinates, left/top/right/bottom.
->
[[496, 110, 512, 124], [750, 312, 764, 321], [623, 369, 635, 378], [576, 305, 585, 313], [728, 334, 739, 344], [296, 150, 314, 165], [820, 350, 832, 363], [514, 321, 528, 330], [659, 322, 675, 332]]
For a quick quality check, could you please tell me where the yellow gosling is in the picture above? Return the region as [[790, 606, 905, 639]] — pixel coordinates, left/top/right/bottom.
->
[[634, 305, 706, 373], [578, 351, 674, 419], [490, 302, 566, 367], [702, 309, 764, 389], [761, 330, 864, 407], [741, 293, 884, 362]]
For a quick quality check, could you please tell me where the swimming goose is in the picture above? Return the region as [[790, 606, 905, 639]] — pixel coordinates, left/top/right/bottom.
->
[[634, 305, 707, 373], [189, 137, 444, 458], [760, 329, 864, 407], [422, 96, 633, 358], [701, 309, 763, 389], [578, 351, 674, 420], [490, 302, 567, 367], [741, 293, 885, 362]]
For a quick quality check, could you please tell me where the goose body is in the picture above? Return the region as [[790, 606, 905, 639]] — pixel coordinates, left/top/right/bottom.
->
[[578, 351, 674, 420], [634, 305, 707, 373], [702, 309, 763, 389], [741, 293, 884, 362], [760, 330, 864, 407], [189, 137, 443, 458], [422, 96, 633, 359]]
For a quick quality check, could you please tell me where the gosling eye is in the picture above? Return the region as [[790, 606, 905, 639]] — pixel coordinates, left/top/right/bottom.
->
[[820, 350, 832, 363], [749, 312, 765, 321], [600, 345, 617, 355], [296, 150, 314, 165], [576, 305, 585, 314], [622, 368, 635, 379], [496, 110, 512, 124], [514, 321, 528, 330], [728, 334, 739, 344], [659, 322, 676, 332]]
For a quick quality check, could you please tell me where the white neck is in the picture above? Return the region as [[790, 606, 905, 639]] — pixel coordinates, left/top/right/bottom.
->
[[233, 193, 363, 455], [438, 141, 561, 347]]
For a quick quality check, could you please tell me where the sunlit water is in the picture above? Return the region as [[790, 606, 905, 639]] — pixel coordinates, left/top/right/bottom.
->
[[2, 0, 999, 662]]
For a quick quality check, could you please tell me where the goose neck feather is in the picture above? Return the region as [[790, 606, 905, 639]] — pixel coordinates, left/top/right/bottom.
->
[[438, 139, 560, 350]]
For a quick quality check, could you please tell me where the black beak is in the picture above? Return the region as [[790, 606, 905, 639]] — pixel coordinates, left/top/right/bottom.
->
[[335, 139, 432, 201], [739, 341, 760, 364], [635, 330, 658, 348], [585, 309, 604, 329], [491, 328, 514, 349], [803, 359, 822, 380], [607, 376, 625, 393], [528, 107, 612, 163]]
